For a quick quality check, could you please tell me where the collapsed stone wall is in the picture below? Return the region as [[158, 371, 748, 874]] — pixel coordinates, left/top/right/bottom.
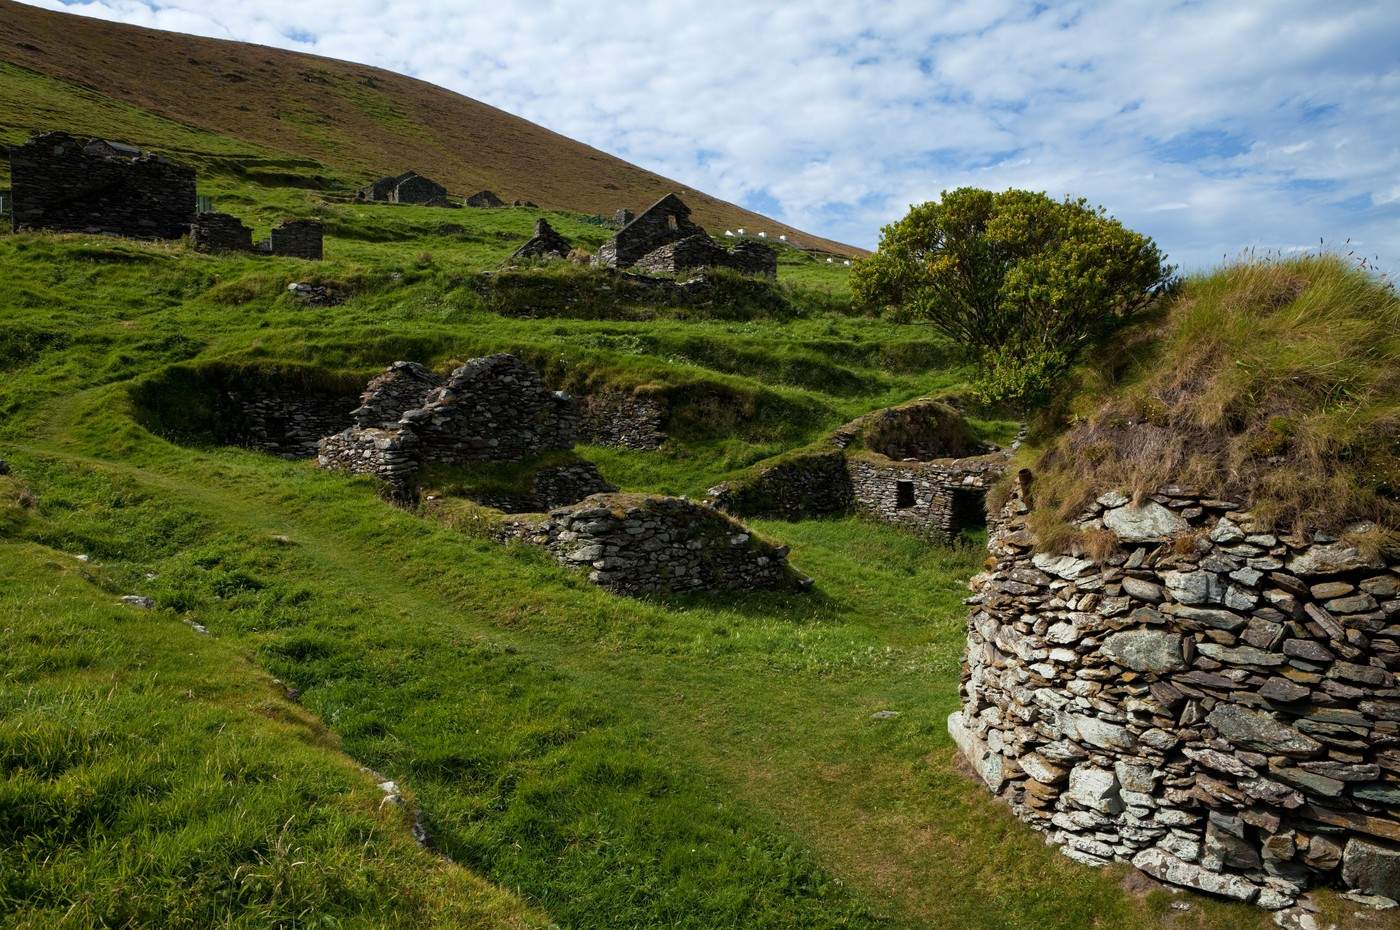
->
[[577, 391, 667, 450], [351, 361, 443, 427], [950, 481, 1400, 908], [631, 234, 778, 278], [708, 449, 852, 520], [466, 190, 505, 208], [499, 493, 809, 595], [510, 218, 572, 261], [404, 354, 577, 464], [468, 461, 615, 513], [10, 131, 195, 238], [263, 220, 323, 260], [315, 426, 420, 500], [191, 212, 253, 252]]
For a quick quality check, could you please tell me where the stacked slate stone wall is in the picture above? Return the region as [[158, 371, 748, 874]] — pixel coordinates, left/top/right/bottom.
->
[[726, 241, 778, 278], [405, 354, 577, 464], [315, 426, 420, 501], [595, 194, 704, 268], [577, 391, 667, 450], [498, 493, 809, 595], [351, 361, 442, 427], [707, 450, 852, 520], [191, 212, 253, 252], [950, 480, 1400, 908], [847, 453, 1004, 539], [10, 131, 194, 238], [218, 388, 357, 458], [631, 234, 779, 278], [264, 220, 323, 260]]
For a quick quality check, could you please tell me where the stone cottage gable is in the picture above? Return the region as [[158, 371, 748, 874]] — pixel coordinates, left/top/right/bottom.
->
[[391, 173, 448, 205], [352, 361, 443, 427], [465, 189, 506, 208], [400, 354, 578, 463], [511, 218, 572, 260], [10, 130, 195, 238], [594, 193, 706, 268]]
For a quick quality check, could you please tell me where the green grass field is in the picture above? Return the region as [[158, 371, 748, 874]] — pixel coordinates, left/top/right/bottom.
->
[[0, 166, 1297, 929]]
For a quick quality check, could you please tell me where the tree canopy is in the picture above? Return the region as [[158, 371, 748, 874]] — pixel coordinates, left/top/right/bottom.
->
[[852, 188, 1175, 407]]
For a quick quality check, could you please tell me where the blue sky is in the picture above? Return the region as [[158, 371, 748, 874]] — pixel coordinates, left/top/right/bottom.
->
[[26, 0, 1400, 273]]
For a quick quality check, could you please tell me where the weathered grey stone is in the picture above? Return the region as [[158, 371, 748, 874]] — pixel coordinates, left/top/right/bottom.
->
[[1206, 704, 1322, 756], [1066, 764, 1123, 814], [1132, 847, 1259, 902], [1343, 839, 1400, 900], [1163, 570, 1222, 605], [1069, 714, 1137, 751], [1019, 751, 1068, 785], [1032, 552, 1095, 579], [1121, 576, 1166, 602], [1260, 678, 1311, 703], [1103, 502, 1190, 541], [1197, 643, 1286, 666], [1101, 628, 1186, 673], [1287, 543, 1385, 576]]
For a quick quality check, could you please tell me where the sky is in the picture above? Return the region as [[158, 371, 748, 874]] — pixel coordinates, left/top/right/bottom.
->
[[23, 0, 1400, 272]]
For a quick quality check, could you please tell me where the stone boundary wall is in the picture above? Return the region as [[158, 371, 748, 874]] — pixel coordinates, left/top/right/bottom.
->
[[263, 219, 323, 260], [577, 391, 667, 450], [498, 493, 809, 596], [950, 480, 1400, 908], [631, 234, 778, 278], [10, 131, 194, 238]]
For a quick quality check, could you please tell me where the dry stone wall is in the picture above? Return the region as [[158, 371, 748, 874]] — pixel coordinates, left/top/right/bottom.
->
[[263, 219, 323, 260], [469, 461, 616, 513], [577, 391, 667, 450], [847, 453, 1005, 538], [951, 480, 1400, 908], [191, 212, 253, 252], [220, 388, 357, 459], [499, 493, 809, 596], [315, 426, 420, 501], [10, 131, 194, 238]]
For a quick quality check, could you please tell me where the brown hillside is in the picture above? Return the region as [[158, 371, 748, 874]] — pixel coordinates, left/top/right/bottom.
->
[[0, 0, 861, 255]]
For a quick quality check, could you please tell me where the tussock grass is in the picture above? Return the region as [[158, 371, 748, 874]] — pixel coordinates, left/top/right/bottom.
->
[[1026, 255, 1399, 537]]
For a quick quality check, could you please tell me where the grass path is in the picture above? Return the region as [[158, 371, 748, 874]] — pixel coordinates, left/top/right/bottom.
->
[[8, 412, 1278, 929]]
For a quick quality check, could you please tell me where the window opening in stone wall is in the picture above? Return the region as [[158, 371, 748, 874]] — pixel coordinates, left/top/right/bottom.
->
[[895, 479, 916, 509], [667, 214, 679, 231]]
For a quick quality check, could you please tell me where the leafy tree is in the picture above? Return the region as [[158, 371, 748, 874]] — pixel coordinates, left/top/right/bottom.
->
[[852, 188, 1175, 407]]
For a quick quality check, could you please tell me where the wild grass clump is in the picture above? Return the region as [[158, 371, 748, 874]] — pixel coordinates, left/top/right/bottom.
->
[[1026, 254, 1399, 536]]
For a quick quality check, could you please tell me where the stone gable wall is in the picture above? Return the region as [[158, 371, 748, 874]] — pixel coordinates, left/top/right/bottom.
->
[[10, 131, 195, 238], [498, 494, 809, 595], [848, 453, 1003, 538], [950, 481, 1400, 908], [315, 426, 420, 501], [352, 361, 442, 427], [595, 194, 706, 268], [264, 220, 323, 260]]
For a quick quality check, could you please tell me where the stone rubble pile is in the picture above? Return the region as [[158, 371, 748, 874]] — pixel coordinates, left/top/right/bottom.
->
[[510, 218, 573, 261], [951, 478, 1400, 908], [498, 493, 810, 596]]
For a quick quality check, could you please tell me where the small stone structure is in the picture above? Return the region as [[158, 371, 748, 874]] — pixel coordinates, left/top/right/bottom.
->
[[318, 354, 579, 499], [260, 219, 323, 260], [710, 399, 1003, 539], [598, 194, 777, 277], [950, 478, 1400, 907], [358, 171, 450, 205], [510, 219, 572, 261], [9, 131, 195, 238], [466, 190, 505, 208], [577, 391, 668, 450], [191, 212, 253, 252], [499, 493, 809, 596]]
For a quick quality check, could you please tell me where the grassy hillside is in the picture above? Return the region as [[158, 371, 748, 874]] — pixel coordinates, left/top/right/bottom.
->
[[0, 0, 860, 255], [1021, 255, 1400, 546]]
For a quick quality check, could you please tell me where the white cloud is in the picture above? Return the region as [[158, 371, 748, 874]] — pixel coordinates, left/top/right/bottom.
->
[[22, 0, 1400, 271]]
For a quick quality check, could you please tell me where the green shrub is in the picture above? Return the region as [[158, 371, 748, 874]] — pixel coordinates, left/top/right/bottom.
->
[[852, 187, 1175, 407]]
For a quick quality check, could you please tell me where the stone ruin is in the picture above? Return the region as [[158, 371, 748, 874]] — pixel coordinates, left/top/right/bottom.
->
[[594, 194, 777, 277], [510, 218, 572, 261], [577, 391, 667, 450], [8, 131, 194, 238], [709, 398, 1004, 540], [466, 189, 506, 208], [498, 493, 809, 596], [318, 355, 587, 500], [215, 383, 359, 459], [357, 171, 451, 206], [190, 213, 322, 260], [950, 476, 1400, 908], [612, 208, 635, 229]]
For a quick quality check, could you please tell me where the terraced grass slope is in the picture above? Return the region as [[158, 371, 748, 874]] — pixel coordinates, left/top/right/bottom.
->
[[0, 0, 860, 255]]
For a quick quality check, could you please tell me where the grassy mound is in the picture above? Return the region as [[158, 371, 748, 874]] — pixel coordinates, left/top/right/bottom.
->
[[1024, 255, 1399, 538]]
